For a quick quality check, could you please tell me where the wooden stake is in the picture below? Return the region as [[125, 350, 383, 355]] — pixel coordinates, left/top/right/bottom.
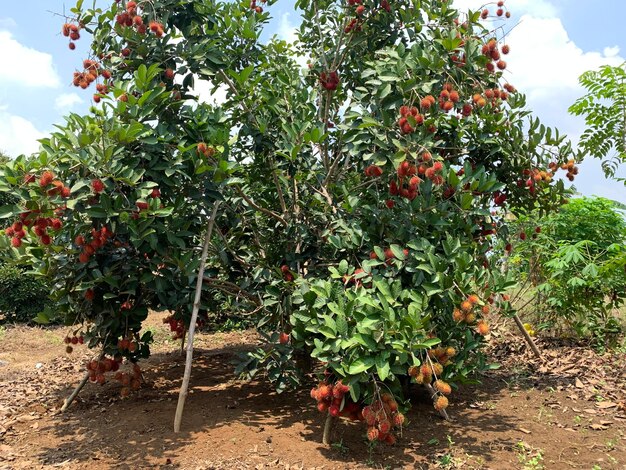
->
[[61, 351, 104, 412], [174, 202, 221, 432], [512, 313, 543, 360], [322, 414, 336, 445]]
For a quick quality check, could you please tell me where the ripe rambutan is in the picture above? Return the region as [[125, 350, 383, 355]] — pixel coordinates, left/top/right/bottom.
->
[[367, 427, 379, 441], [91, 179, 104, 193], [434, 395, 449, 411], [378, 419, 391, 434], [476, 320, 490, 335], [434, 380, 452, 395]]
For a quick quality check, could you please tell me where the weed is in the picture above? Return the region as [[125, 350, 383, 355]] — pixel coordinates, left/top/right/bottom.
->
[[331, 439, 349, 456], [516, 441, 544, 470]]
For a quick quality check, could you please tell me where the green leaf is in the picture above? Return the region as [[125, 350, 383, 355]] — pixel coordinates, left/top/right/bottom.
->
[[347, 356, 375, 375]]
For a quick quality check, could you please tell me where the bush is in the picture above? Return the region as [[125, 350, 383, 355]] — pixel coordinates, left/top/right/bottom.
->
[[507, 197, 626, 349], [0, 263, 50, 324]]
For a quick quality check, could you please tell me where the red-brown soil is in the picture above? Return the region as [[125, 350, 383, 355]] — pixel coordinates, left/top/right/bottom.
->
[[1, 312, 625, 469]]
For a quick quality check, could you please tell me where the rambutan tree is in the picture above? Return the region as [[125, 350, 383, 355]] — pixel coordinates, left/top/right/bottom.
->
[[0, 0, 579, 444]]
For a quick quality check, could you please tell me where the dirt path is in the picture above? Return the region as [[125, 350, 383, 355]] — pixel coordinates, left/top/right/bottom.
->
[[0, 313, 625, 469]]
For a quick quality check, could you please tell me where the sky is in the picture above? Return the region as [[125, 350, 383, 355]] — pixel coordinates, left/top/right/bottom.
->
[[0, 0, 625, 204]]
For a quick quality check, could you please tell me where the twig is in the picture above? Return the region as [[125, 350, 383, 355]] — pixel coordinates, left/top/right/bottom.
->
[[174, 201, 221, 432], [202, 277, 261, 305], [235, 186, 288, 227], [271, 164, 288, 215]]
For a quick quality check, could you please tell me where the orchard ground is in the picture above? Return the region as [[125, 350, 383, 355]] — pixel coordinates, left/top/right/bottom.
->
[[0, 311, 625, 470]]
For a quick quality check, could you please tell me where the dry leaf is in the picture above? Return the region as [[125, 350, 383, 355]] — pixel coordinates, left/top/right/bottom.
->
[[596, 402, 617, 409]]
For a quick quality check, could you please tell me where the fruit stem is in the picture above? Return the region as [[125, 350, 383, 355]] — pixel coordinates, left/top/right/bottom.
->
[[322, 413, 336, 445], [174, 202, 221, 432], [424, 383, 450, 421]]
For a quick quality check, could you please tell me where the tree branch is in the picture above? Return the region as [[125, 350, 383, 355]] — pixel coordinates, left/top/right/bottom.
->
[[235, 185, 288, 226]]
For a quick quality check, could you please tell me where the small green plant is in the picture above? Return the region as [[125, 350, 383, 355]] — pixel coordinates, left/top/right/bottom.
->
[[437, 453, 453, 467], [516, 441, 544, 470], [331, 439, 349, 456]]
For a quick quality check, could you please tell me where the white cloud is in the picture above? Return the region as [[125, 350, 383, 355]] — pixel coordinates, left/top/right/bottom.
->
[[504, 15, 623, 96], [0, 110, 45, 157], [0, 30, 61, 89], [276, 13, 308, 68], [191, 79, 228, 106], [0, 17, 17, 30], [278, 13, 298, 44], [54, 92, 83, 112]]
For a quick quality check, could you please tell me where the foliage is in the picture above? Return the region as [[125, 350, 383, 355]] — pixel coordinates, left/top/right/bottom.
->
[[508, 197, 626, 349], [0, 263, 50, 324], [0, 0, 580, 439], [0, 152, 17, 217], [569, 63, 626, 182]]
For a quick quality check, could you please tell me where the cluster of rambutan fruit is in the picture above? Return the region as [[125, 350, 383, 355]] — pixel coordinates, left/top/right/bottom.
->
[[386, 154, 445, 204], [163, 315, 186, 340], [61, 21, 82, 50], [249, 0, 267, 14], [362, 394, 405, 444], [197, 142, 216, 159], [24, 170, 72, 198], [71, 59, 108, 92], [63, 334, 85, 354], [86, 356, 142, 397], [550, 159, 579, 182], [74, 226, 113, 264], [115, 1, 165, 37], [5, 216, 63, 248], [368, 246, 409, 267], [453, 294, 490, 335], [481, 37, 510, 73], [311, 380, 362, 421], [320, 71, 340, 91], [408, 350, 454, 412], [480, 1, 511, 20]]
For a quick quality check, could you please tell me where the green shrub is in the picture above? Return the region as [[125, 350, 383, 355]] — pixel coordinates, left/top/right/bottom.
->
[[508, 197, 626, 349], [0, 263, 50, 324]]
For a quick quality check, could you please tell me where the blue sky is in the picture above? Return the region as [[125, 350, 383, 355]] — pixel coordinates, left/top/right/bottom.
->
[[1, 0, 625, 203]]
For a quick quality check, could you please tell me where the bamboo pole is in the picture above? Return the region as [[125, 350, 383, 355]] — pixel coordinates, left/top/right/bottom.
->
[[174, 202, 221, 432]]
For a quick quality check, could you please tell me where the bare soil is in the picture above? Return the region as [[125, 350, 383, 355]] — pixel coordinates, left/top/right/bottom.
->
[[0, 312, 625, 470]]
